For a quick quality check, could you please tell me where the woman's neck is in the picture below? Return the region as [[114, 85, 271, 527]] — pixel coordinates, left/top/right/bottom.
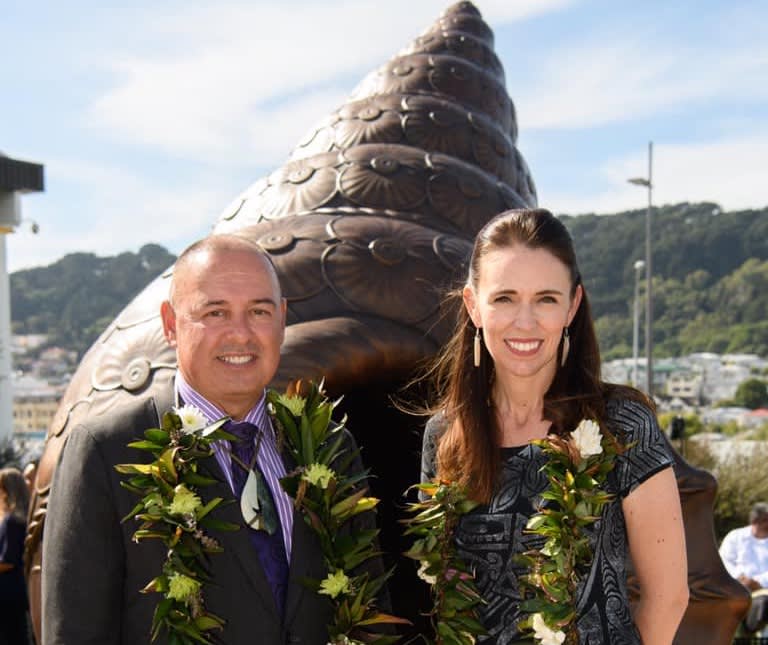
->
[[491, 377, 552, 447]]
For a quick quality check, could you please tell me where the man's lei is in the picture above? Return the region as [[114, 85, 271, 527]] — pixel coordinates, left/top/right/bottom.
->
[[117, 382, 405, 645], [268, 380, 408, 644], [517, 419, 621, 645], [115, 406, 238, 644]]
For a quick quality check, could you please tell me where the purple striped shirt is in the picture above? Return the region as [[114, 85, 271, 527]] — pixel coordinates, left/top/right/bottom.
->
[[174, 373, 293, 559]]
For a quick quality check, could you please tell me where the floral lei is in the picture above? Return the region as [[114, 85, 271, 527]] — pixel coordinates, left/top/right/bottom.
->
[[403, 481, 486, 645], [117, 381, 404, 645], [518, 419, 621, 645], [403, 419, 620, 645]]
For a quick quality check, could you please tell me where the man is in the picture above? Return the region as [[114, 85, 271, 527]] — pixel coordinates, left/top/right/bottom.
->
[[720, 502, 768, 634], [42, 235, 359, 643]]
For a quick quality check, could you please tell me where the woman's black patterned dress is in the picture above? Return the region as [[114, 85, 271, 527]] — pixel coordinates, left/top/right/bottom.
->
[[420, 399, 673, 644]]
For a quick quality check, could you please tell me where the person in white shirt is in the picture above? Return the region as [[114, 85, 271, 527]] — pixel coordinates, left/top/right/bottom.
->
[[720, 502, 768, 633]]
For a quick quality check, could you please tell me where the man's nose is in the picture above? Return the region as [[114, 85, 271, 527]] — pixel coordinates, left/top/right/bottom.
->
[[226, 312, 253, 339]]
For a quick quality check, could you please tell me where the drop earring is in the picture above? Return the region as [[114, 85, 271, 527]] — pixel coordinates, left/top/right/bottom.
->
[[474, 327, 482, 367], [561, 327, 570, 367]]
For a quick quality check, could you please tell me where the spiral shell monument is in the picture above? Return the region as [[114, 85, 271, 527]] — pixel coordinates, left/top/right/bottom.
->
[[26, 1, 747, 641]]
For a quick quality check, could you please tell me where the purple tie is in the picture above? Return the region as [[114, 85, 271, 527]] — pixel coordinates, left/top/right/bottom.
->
[[226, 421, 289, 616]]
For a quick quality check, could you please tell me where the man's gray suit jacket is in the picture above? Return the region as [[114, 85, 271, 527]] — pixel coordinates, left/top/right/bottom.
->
[[42, 382, 334, 644]]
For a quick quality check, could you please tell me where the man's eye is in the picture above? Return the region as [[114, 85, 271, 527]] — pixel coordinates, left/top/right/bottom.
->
[[206, 310, 224, 318]]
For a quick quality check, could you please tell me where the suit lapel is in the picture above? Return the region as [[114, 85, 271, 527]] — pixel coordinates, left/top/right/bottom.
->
[[281, 448, 329, 627], [198, 454, 281, 620]]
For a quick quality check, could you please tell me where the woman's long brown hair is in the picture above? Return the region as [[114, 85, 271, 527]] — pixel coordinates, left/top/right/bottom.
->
[[427, 208, 650, 503]]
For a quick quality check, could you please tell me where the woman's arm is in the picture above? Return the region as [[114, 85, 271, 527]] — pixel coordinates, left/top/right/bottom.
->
[[624, 466, 689, 644]]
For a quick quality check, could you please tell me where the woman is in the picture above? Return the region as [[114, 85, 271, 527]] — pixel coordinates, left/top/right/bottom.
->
[[0, 467, 31, 645], [420, 208, 688, 643]]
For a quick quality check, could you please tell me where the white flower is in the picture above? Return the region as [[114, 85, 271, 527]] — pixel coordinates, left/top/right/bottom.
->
[[570, 419, 603, 458], [416, 560, 437, 585], [531, 613, 566, 645], [174, 405, 208, 434]]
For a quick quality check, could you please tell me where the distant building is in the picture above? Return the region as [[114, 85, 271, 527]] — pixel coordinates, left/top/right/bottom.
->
[[742, 408, 768, 429], [665, 369, 704, 404], [603, 352, 767, 405], [12, 374, 62, 435]]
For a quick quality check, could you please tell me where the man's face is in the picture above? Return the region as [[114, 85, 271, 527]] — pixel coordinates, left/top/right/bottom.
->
[[752, 515, 768, 539], [161, 248, 286, 420]]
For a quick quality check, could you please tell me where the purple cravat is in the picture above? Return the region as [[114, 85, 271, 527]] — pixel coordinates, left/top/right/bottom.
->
[[226, 421, 289, 616]]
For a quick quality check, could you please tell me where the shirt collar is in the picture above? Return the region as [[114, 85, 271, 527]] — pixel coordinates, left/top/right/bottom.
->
[[174, 371, 272, 435]]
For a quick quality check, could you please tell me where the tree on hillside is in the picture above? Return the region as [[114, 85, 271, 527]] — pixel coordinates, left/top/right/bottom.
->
[[733, 378, 768, 409]]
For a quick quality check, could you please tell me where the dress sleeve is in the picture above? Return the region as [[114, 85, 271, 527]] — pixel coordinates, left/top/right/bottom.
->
[[420, 414, 446, 485], [608, 399, 674, 498]]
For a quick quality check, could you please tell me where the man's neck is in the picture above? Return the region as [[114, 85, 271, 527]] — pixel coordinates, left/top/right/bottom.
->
[[175, 372, 265, 424]]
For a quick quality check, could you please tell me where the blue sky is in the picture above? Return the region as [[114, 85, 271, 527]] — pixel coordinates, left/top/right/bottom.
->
[[2, 0, 766, 272]]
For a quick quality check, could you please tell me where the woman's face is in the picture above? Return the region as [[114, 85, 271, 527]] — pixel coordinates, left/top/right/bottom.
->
[[463, 244, 582, 385]]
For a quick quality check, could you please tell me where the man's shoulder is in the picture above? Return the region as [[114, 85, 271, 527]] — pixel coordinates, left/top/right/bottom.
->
[[70, 385, 173, 449], [722, 525, 752, 544]]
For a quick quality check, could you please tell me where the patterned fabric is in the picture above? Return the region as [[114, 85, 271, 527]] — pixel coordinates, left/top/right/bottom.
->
[[421, 398, 673, 645]]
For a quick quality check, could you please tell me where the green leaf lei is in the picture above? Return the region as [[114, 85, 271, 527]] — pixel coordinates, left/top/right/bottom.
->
[[403, 481, 486, 645], [115, 407, 239, 645], [517, 419, 622, 645], [268, 380, 408, 644]]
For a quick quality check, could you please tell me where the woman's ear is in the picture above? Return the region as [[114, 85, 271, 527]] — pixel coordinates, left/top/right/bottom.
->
[[567, 284, 584, 326], [463, 285, 481, 327]]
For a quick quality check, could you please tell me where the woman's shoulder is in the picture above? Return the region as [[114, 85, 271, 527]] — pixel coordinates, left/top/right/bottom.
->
[[605, 396, 657, 434], [424, 410, 449, 436]]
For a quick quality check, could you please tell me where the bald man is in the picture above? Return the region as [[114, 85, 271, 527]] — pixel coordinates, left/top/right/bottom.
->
[[42, 236, 364, 644]]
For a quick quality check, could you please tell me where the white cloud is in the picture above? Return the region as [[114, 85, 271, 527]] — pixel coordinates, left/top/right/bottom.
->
[[85, 0, 573, 163], [516, 37, 768, 130], [5, 158, 222, 272], [543, 135, 768, 215]]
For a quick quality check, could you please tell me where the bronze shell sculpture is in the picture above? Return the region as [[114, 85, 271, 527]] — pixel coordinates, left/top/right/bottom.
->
[[26, 2, 747, 641]]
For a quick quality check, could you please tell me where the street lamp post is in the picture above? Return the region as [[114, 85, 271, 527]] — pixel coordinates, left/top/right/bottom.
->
[[632, 259, 645, 388], [628, 141, 653, 396]]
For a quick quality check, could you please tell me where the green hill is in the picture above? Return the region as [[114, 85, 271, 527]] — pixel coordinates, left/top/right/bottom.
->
[[10, 244, 176, 357], [10, 203, 768, 359], [561, 202, 768, 359]]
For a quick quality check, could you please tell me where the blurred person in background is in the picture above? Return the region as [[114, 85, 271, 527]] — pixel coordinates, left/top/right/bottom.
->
[[1, 467, 31, 644], [720, 502, 768, 635]]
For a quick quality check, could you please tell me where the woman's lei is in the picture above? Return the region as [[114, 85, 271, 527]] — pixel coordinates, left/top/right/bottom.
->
[[118, 382, 404, 645], [517, 419, 621, 645], [403, 481, 486, 644]]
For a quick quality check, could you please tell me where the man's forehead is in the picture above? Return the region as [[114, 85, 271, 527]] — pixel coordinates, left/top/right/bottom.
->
[[171, 248, 281, 304]]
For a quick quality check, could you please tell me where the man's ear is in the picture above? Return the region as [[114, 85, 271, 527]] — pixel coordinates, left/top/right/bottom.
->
[[279, 297, 287, 344], [160, 301, 177, 347]]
